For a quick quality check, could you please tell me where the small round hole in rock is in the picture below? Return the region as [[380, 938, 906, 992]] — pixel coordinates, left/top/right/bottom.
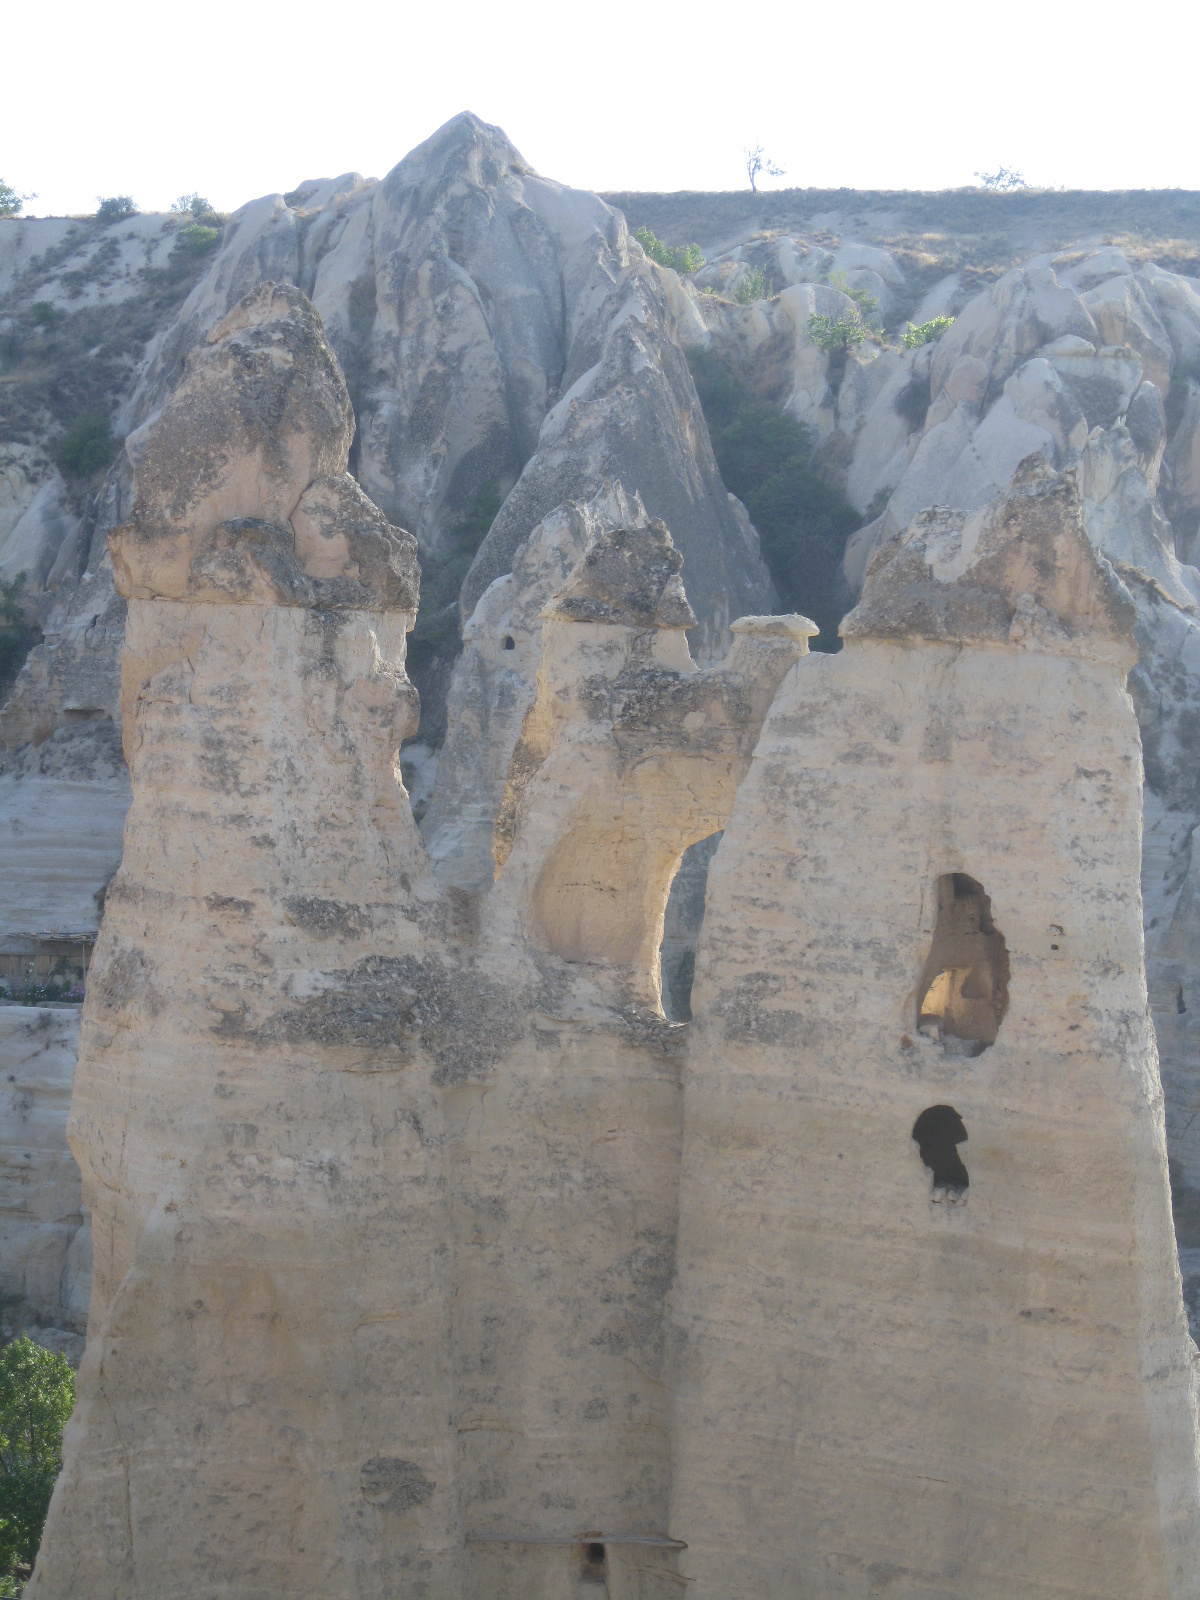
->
[[503, 635, 516, 650]]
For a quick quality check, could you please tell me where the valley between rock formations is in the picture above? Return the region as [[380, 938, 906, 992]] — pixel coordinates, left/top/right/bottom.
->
[[3, 113, 1200, 1596]]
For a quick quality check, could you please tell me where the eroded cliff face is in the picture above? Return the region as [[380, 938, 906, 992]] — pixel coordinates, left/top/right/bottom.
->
[[671, 463, 1200, 1598], [28, 284, 803, 1598], [6, 130, 1200, 1596]]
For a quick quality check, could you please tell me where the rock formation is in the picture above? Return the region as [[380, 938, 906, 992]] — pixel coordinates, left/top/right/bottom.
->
[[6, 126, 1200, 1594], [23, 276, 1200, 1597], [670, 460, 1200, 1597]]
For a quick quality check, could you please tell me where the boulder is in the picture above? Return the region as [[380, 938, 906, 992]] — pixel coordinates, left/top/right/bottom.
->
[[1083, 276, 1174, 395], [1126, 380, 1168, 495], [1041, 336, 1143, 427], [0, 476, 79, 588], [1167, 382, 1200, 565], [123, 283, 354, 550], [1141, 263, 1200, 374]]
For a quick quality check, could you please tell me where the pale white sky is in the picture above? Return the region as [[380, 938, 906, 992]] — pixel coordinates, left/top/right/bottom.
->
[[4, 0, 1197, 218]]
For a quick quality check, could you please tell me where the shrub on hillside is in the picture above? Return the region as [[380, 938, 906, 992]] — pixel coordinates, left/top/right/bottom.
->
[[95, 195, 137, 223], [902, 315, 954, 348], [635, 226, 706, 278], [178, 223, 220, 257], [0, 1337, 75, 1590], [808, 313, 866, 351], [54, 412, 115, 478], [688, 348, 861, 649], [733, 266, 772, 304]]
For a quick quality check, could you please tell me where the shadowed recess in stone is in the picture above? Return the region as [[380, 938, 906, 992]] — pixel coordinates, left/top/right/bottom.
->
[[917, 872, 1010, 1051], [913, 1105, 969, 1192]]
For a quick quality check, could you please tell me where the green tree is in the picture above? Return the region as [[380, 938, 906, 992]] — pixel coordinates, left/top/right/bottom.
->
[[902, 315, 954, 348], [55, 413, 115, 478], [0, 1337, 75, 1584], [634, 226, 705, 278], [0, 575, 41, 701], [95, 195, 137, 222], [688, 349, 861, 649], [0, 182, 26, 219]]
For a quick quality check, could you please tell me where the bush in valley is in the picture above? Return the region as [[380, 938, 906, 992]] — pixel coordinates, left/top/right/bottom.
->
[[688, 348, 861, 650], [30, 302, 58, 328], [635, 226, 706, 278], [0, 575, 42, 701], [54, 412, 115, 478], [95, 196, 137, 223], [902, 315, 954, 348], [0, 1336, 76, 1591]]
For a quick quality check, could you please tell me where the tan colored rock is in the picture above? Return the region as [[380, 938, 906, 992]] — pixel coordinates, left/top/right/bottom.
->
[[670, 462, 1200, 1598]]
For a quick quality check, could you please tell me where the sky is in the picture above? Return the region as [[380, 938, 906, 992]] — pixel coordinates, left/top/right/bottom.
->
[[4, 0, 1198, 218]]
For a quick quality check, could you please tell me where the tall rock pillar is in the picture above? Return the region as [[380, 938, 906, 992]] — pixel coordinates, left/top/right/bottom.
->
[[669, 461, 1200, 1599], [30, 286, 463, 1599]]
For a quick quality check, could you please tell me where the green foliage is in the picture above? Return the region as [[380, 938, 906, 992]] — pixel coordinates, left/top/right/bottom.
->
[[29, 302, 57, 328], [0, 575, 41, 701], [0, 182, 23, 219], [733, 267, 772, 305], [406, 482, 504, 698], [902, 315, 954, 348], [828, 269, 879, 322], [688, 349, 861, 649], [178, 223, 220, 257], [0, 1337, 75, 1584], [95, 195, 137, 223], [172, 193, 215, 218], [54, 413, 115, 478], [807, 313, 866, 352], [635, 226, 706, 277], [894, 373, 932, 429]]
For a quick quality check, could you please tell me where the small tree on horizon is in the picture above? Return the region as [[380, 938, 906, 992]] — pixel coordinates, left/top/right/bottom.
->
[[0, 181, 33, 218], [745, 145, 785, 194]]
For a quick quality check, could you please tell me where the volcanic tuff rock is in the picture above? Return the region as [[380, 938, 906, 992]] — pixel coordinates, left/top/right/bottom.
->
[[28, 280, 1200, 1599], [670, 463, 1200, 1599], [27, 283, 804, 1598]]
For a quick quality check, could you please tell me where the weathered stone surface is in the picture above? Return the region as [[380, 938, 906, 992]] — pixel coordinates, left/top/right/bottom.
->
[[670, 472, 1200, 1599], [0, 1006, 88, 1362]]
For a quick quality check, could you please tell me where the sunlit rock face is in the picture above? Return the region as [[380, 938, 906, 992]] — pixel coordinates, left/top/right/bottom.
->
[[7, 140, 1200, 1599], [671, 463, 1200, 1600]]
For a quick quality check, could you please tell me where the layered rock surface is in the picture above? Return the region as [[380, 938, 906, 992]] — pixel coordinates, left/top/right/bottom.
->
[[671, 463, 1200, 1598]]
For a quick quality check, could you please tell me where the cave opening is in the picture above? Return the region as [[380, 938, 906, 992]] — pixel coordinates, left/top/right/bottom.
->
[[913, 1105, 969, 1194], [580, 1541, 608, 1583], [917, 873, 1009, 1053]]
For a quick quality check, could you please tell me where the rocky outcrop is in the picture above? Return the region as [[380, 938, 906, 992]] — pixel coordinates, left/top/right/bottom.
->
[[28, 281, 804, 1598], [671, 464, 1200, 1599], [0, 1007, 89, 1363]]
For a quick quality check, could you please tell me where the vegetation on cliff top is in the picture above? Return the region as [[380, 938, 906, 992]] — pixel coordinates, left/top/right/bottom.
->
[[687, 348, 860, 650]]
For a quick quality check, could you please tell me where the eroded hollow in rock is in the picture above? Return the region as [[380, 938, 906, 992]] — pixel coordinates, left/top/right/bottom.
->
[[913, 1105, 969, 1193], [580, 1541, 608, 1584], [659, 833, 722, 1021], [917, 873, 1009, 1052]]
